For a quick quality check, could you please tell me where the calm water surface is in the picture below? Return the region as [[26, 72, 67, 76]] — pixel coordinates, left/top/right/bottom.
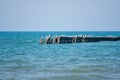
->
[[0, 31, 120, 80]]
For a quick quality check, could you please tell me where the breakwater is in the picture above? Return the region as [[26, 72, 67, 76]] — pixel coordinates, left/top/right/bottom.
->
[[40, 35, 120, 44]]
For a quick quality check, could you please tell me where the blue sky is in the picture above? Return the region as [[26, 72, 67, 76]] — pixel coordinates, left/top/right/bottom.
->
[[0, 0, 120, 31]]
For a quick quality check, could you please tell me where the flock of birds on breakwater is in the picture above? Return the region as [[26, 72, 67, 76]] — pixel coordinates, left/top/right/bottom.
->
[[40, 35, 120, 44]]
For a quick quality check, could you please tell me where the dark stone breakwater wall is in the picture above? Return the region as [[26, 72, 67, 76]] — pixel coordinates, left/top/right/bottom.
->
[[40, 35, 120, 44]]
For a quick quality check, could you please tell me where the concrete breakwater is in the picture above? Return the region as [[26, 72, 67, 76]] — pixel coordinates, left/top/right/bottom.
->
[[40, 35, 120, 44]]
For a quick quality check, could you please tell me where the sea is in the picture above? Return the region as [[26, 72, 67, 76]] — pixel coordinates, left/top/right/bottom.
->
[[0, 31, 120, 80]]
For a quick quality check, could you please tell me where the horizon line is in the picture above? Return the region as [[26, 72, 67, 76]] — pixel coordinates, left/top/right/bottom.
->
[[0, 30, 120, 32]]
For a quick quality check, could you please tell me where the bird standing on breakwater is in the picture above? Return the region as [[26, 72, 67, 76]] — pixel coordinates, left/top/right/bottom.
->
[[40, 37, 44, 44]]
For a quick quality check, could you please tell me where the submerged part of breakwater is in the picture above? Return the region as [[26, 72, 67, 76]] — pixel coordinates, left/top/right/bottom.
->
[[40, 35, 120, 44]]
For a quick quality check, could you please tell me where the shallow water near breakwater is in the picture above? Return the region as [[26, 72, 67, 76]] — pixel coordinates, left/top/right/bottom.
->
[[0, 31, 120, 80]]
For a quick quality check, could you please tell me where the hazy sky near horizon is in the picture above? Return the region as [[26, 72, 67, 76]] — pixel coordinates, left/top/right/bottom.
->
[[0, 0, 120, 31]]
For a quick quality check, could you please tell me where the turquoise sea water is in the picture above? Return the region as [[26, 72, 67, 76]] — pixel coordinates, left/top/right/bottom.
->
[[0, 31, 120, 80]]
